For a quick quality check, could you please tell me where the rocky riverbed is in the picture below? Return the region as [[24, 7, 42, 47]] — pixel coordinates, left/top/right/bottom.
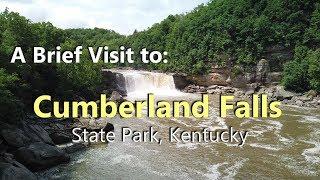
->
[[183, 84, 320, 108], [168, 58, 318, 108], [0, 115, 114, 179]]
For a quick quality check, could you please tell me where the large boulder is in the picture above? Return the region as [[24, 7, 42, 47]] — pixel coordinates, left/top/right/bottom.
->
[[0, 162, 37, 180], [0, 121, 54, 149], [0, 128, 31, 148], [109, 91, 124, 102], [244, 73, 256, 84], [306, 90, 318, 98], [61, 143, 86, 154], [172, 73, 190, 90], [102, 123, 114, 133], [273, 86, 296, 100], [22, 122, 54, 145], [0, 154, 36, 180], [256, 59, 270, 84], [101, 70, 127, 96], [49, 131, 72, 145], [14, 142, 70, 171], [222, 72, 255, 89]]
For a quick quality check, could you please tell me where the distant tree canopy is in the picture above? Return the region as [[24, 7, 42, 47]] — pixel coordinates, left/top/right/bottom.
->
[[0, 0, 320, 122], [122, 0, 320, 92], [123, 0, 319, 73]]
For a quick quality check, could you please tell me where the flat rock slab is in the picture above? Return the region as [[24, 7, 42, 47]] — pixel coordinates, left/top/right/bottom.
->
[[14, 142, 70, 171]]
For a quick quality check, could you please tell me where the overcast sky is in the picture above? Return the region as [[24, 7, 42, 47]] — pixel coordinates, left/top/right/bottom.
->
[[0, 0, 208, 35]]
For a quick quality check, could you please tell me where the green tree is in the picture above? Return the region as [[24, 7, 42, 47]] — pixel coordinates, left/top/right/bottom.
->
[[308, 49, 320, 92], [0, 69, 23, 122]]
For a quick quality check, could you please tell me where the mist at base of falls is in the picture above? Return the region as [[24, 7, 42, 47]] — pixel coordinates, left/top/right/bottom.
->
[[115, 70, 187, 99]]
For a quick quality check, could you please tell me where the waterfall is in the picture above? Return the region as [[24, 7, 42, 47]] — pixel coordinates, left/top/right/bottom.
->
[[111, 70, 182, 98]]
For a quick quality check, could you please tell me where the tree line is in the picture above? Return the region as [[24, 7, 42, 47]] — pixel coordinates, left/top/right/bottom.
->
[[123, 0, 320, 92], [0, 0, 320, 122]]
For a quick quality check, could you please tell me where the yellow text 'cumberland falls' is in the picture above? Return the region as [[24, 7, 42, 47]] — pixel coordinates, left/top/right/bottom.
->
[[33, 94, 281, 119]]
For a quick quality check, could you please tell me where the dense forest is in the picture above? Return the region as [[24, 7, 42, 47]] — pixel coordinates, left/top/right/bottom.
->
[[0, 0, 320, 122], [0, 10, 122, 121], [125, 0, 320, 91]]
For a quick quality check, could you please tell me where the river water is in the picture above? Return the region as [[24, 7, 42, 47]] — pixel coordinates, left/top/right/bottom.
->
[[39, 70, 320, 179]]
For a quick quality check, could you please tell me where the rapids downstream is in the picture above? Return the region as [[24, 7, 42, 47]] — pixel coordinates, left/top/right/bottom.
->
[[40, 70, 320, 179]]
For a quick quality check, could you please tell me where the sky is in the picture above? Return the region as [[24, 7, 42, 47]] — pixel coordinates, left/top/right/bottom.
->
[[0, 0, 208, 35]]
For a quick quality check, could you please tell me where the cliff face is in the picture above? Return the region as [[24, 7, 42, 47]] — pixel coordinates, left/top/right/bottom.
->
[[262, 45, 294, 72], [101, 70, 127, 96], [179, 58, 281, 89]]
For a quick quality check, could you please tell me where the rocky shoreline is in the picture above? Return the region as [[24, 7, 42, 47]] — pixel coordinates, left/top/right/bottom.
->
[[0, 116, 114, 179]]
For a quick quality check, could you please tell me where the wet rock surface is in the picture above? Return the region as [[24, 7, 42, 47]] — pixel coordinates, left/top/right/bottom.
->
[[14, 142, 70, 171], [0, 116, 114, 177]]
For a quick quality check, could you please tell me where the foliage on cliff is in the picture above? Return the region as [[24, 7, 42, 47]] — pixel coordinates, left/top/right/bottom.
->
[[0, 68, 23, 122], [121, 0, 319, 92], [124, 0, 318, 73], [282, 3, 320, 92], [0, 10, 121, 120]]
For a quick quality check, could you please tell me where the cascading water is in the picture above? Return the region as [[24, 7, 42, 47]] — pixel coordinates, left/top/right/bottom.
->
[[123, 70, 182, 98], [112, 70, 184, 99]]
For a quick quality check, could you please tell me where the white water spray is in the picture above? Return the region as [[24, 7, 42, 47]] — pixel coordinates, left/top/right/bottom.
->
[[112, 70, 184, 99]]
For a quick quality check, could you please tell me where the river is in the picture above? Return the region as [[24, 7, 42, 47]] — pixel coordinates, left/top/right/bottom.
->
[[39, 70, 320, 179]]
